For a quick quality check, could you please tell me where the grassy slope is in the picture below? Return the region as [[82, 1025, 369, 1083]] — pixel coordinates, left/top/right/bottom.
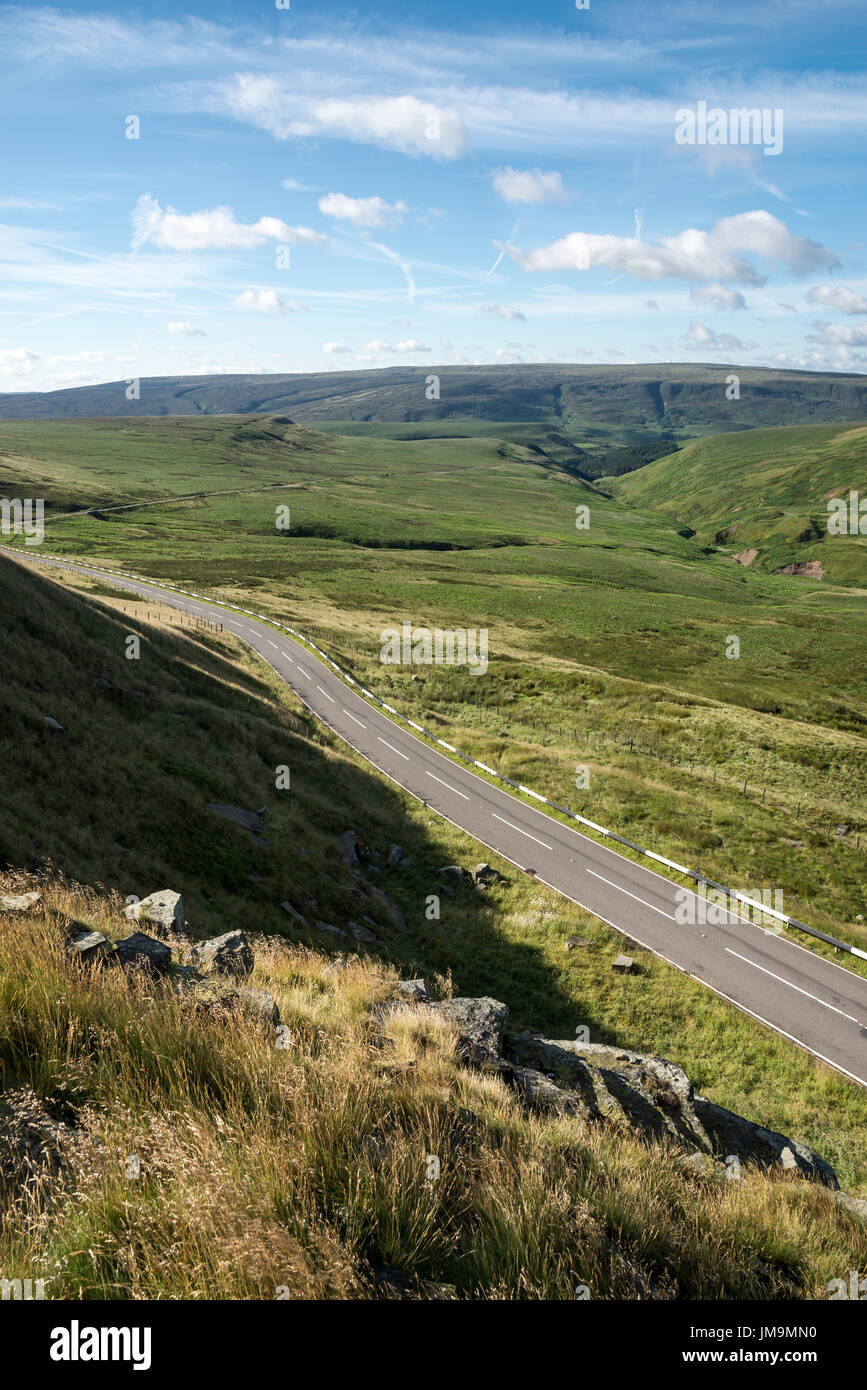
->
[[2, 416, 864, 946], [4, 883, 866, 1300], [2, 553, 867, 1198], [613, 422, 867, 584]]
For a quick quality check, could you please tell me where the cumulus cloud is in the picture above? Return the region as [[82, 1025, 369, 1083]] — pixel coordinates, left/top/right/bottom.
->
[[807, 283, 867, 315], [491, 167, 565, 204], [167, 321, 204, 336], [503, 211, 839, 285], [361, 338, 429, 354], [323, 342, 350, 353], [684, 321, 759, 352], [690, 284, 748, 311], [131, 193, 325, 251], [226, 79, 467, 159], [478, 303, 526, 321], [318, 193, 407, 229], [807, 320, 867, 347], [234, 289, 307, 313]]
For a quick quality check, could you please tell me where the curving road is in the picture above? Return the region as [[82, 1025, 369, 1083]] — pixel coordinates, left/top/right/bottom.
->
[[7, 547, 867, 1088]]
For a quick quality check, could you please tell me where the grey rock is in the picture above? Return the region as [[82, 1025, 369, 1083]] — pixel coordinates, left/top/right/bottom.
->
[[507, 1063, 589, 1117], [612, 954, 634, 974], [396, 978, 433, 1002], [280, 901, 308, 926], [206, 804, 266, 835], [0, 1088, 74, 1200], [367, 886, 407, 932], [565, 935, 590, 950], [123, 889, 184, 935], [0, 891, 41, 914], [472, 863, 505, 886], [335, 830, 359, 865], [348, 921, 378, 943], [674, 1151, 727, 1180], [438, 865, 471, 886], [430, 996, 509, 1065], [314, 919, 351, 939], [387, 844, 404, 866], [188, 930, 254, 979], [693, 1097, 838, 1188], [835, 1191, 867, 1221], [43, 716, 65, 734], [240, 987, 281, 1026], [114, 932, 172, 973], [66, 930, 111, 963]]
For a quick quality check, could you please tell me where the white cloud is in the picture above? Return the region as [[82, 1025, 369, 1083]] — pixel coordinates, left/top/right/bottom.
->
[[807, 284, 867, 315], [690, 284, 748, 311], [323, 342, 350, 354], [318, 193, 407, 229], [503, 211, 839, 285], [226, 79, 467, 159], [167, 320, 204, 335], [234, 289, 306, 313], [478, 303, 526, 321], [491, 167, 564, 204], [684, 321, 759, 352], [807, 320, 867, 347], [281, 177, 317, 192], [131, 193, 325, 251], [394, 339, 430, 352]]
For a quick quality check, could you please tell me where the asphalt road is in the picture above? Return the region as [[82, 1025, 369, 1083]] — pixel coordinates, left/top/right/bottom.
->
[[9, 548, 867, 1088]]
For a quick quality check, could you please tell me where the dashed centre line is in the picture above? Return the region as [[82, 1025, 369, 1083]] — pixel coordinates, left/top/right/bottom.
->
[[378, 736, 410, 762], [725, 949, 860, 1023], [343, 709, 367, 729], [585, 869, 677, 921], [491, 812, 553, 851], [425, 770, 470, 801], [316, 685, 336, 703]]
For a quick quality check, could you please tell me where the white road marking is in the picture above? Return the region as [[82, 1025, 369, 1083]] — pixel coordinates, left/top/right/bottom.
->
[[425, 770, 470, 801], [267, 640, 279, 650], [297, 667, 311, 679], [725, 949, 860, 1023], [585, 869, 676, 921], [378, 736, 410, 761], [316, 685, 336, 703], [343, 709, 367, 729], [281, 652, 294, 663], [491, 813, 553, 851]]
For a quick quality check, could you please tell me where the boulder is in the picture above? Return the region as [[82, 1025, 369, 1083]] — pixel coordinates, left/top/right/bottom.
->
[[180, 977, 280, 1027], [314, 920, 351, 939], [674, 1151, 728, 1180], [335, 830, 359, 865], [472, 863, 505, 887], [387, 845, 404, 866], [835, 1191, 867, 1222], [693, 1096, 838, 1187], [612, 954, 634, 974], [280, 901, 308, 927], [123, 890, 184, 936], [565, 936, 589, 951], [43, 716, 65, 734], [0, 891, 41, 914], [114, 932, 172, 973], [188, 930, 254, 979], [506, 1063, 590, 1117], [438, 865, 471, 886], [430, 996, 509, 1065], [348, 921, 377, 943], [206, 805, 267, 836], [66, 929, 112, 964], [395, 978, 433, 1002]]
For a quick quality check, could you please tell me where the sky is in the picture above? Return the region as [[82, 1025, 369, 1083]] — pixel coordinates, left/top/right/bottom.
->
[[1, 0, 866, 392]]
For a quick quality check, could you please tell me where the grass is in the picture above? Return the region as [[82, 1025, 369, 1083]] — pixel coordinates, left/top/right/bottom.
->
[[1, 879, 866, 1300], [2, 551, 867, 1196]]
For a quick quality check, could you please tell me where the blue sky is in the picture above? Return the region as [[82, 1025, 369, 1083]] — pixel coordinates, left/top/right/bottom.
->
[[1, 0, 866, 392]]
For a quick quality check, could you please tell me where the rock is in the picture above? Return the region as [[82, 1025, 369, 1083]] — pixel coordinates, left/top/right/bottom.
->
[[181, 978, 280, 1027], [506, 1063, 589, 1117], [396, 978, 433, 1002], [335, 830, 359, 865], [674, 1151, 727, 1180], [123, 889, 184, 936], [206, 804, 267, 835], [370, 1264, 413, 1297], [240, 987, 280, 1026], [438, 865, 471, 886], [367, 886, 407, 932], [114, 932, 172, 973], [43, 716, 65, 734], [314, 920, 351, 939], [565, 935, 589, 951], [280, 901, 308, 926], [387, 844, 404, 866], [188, 930, 254, 979], [693, 1097, 838, 1187], [430, 996, 509, 1065], [612, 954, 634, 974], [0, 891, 41, 914], [472, 863, 505, 887], [66, 929, 111, 963], [348, 921, 378, 943], [834, 1191, 867, 1222]]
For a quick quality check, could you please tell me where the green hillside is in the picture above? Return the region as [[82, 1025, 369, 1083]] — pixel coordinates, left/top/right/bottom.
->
[[613, 423, 867, 584], [2, 363, 867, 441]]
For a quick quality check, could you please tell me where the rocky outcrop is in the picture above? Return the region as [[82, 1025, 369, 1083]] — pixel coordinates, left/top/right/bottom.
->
[[382, 992, 839, 1188], [0, 890, 42, 914]]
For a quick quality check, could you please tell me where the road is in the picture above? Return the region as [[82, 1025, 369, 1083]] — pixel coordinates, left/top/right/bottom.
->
[[7, 547, 867, 1088]]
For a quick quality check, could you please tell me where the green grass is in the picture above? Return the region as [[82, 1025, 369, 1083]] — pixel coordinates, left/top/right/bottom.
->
[[613, 422, 867, 584]]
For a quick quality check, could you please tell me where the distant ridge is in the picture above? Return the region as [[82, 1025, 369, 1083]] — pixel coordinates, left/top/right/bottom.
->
[[2, 362, 867, 433]]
